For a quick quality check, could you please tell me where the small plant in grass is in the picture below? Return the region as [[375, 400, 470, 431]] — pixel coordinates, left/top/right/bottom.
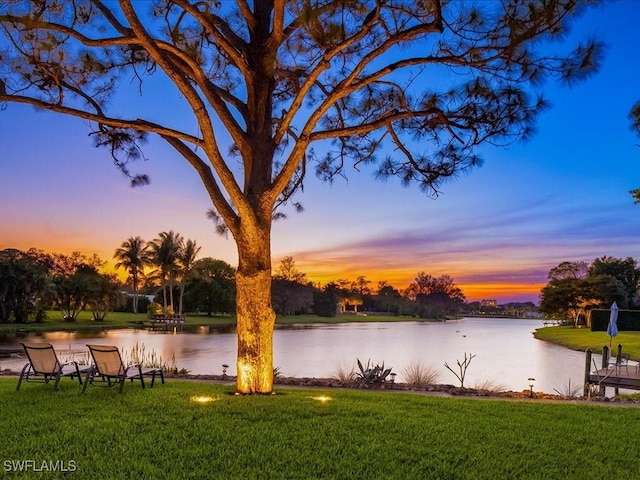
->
[[401, 361, 440, 386], [356, 358, 393, 387], [444, 352, 476, 388], [553, 379, 582, 399], [332, 365, 356, 383]]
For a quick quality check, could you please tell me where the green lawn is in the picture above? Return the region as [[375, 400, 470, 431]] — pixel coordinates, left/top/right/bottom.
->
[[534, 326, 640, 361], [0, 311, 419, 333], [2, 378, 640, 479], [0, 311, 238, 333]]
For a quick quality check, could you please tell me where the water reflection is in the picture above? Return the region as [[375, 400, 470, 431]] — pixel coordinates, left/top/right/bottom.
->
[[0, 318, 604, 393]]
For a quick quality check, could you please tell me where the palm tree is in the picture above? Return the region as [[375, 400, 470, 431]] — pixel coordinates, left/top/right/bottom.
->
[[113, 237, 149, 314], [177, 239, 201, 315], [148, 231, 183, 312]]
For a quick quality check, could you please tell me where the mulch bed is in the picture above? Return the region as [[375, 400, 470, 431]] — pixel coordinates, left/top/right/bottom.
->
[[2, 368, 636, 404]]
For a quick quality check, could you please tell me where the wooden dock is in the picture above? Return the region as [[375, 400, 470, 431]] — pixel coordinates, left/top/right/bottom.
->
[[584, 346, 640, 395], [587, 368, 640, 390], [148, 314, 186, 331]]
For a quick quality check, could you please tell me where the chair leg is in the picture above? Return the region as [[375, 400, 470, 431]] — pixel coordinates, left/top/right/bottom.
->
[[138, 366, 145, 389], [82, 368, 94, 394], [74, 363, 83, 385], [16, 363, 30, 391], [54, 372, 62, 392]]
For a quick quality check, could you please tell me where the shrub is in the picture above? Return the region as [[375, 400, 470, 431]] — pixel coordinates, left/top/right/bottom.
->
[[473, 380, 507, 393], [553, 379, 582, 399], [401, 361, 440, 386], [332, 365, 356, 383], [590, 309, 640, 331], [356, 358, 392, 387], [147, 302, 162, 315]]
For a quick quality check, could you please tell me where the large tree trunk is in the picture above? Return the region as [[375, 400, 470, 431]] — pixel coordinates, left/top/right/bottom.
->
[[234, 219, 276, 394]]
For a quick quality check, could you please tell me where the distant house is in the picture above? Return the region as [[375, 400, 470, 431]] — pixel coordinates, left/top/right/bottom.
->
[[339, 295, 363, 314], [119, 291, 155, 303]]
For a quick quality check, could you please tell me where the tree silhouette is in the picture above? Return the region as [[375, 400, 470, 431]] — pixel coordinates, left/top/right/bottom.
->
[[113, 236, 150, 314], [177, 238, 202, 315], [629, 100, 640, 203], [0, 1, 603, 393], [148, 231, 184, 312]]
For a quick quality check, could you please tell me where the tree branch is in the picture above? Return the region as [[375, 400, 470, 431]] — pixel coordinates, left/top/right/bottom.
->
[[118, 0, 245, 210], [172, 0, 250, 78], [0, 93, 203, 145], [161, 135, 240, 237]]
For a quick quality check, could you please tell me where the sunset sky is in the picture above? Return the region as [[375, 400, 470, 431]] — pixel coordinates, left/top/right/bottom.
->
[[1, 1, 639, 304]]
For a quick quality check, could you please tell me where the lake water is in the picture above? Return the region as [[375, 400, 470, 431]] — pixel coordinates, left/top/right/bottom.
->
[[0, 317, 607, 394]]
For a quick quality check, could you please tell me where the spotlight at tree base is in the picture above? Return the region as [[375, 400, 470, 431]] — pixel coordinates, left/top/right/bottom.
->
[[310, 395, 333, 403], [191, 395, 218, 404]]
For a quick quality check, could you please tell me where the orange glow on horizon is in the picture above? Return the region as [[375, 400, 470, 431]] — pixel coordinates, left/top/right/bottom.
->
[[301, 267, 544, 303], [459, 283, 545, 303], [1, 242, 544, 303]]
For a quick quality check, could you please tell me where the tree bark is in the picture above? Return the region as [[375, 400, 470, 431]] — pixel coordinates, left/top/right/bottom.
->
[[234, 217, 276, 394], [178, 283, 185, 315], [132, 275, 139, 314]]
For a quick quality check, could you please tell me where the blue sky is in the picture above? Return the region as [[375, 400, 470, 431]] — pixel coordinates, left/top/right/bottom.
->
[[1, 0, 639, 303]]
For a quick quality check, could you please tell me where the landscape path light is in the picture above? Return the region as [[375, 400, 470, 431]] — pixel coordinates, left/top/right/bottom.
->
[[528, 377, 535, 398]]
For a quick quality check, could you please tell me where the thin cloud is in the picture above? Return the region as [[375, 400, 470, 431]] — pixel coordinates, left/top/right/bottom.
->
[[285, 196, 640, 302]]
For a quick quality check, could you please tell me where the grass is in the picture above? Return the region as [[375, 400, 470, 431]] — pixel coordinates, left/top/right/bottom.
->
[[0, 312, 423, 333], [534, 326, 640, 361], [0, 311, 237, 333], [2, 378, 640, 479]]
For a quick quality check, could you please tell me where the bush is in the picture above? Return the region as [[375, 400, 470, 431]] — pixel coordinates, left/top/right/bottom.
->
[[356, 358, 392, 387], [312, 289, 338, 317], [590, 309, 640, 331], [147, 302, 162, 315], [401, 361, 440, 386]]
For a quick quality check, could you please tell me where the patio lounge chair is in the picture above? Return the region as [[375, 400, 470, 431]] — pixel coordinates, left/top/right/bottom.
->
[[16, 343, 85, 392], [82, 344, 165, 394]]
